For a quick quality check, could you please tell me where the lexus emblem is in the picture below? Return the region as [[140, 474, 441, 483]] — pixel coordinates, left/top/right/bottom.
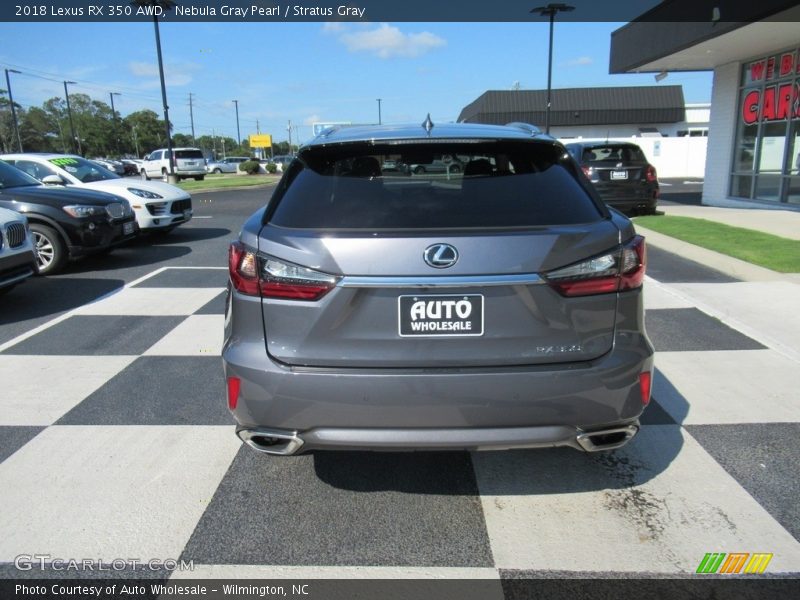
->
[[424, 243, 458, 269]]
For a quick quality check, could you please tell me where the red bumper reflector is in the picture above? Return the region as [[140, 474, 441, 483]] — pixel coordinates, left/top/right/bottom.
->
[[227, 377, 241, 410], [639, 371, 652, 405]]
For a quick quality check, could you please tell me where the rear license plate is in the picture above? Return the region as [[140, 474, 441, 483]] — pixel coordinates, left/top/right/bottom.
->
[[123, 221, 134, 235], [398, 294, 484, 337], [610, 170, 628, 180]]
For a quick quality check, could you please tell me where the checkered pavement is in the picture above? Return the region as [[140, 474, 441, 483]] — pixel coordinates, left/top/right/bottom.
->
[[1, 263, 799, 583]]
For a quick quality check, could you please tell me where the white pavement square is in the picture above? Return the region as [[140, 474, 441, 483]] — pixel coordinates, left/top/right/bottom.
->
[[654, 350, 800, 425], [0, 426, 240, 561], [472, 425, 800, 573], [0, 355, 136, 426], [643, 278, 694, 310], [144, 315, 224, 356], [670, 282, 800, 359], [72, 287, 225, 316]]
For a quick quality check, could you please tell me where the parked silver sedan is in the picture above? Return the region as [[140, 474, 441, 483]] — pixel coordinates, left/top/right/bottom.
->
[[206, 157, 250, 174], [223, 122, 654, 456]]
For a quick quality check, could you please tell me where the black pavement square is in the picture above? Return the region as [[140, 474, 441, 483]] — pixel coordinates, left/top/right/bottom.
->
[[0, 426, 44, 464], [687, 423, 800, 541], [195, 291, 227, 315], [646, 308, 766, 352], [55, 356, 232, 425], [133, 268, 227, 288], [2, 316, 185, 356], [181, 448, 494, 567], [646, 246, 740, 284]]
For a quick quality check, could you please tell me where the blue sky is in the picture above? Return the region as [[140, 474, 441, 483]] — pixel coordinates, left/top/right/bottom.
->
[[0, 21, 713, 145]]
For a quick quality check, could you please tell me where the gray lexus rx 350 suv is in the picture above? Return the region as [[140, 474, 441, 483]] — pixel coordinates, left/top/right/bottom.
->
[[223, 121, 654, 455]]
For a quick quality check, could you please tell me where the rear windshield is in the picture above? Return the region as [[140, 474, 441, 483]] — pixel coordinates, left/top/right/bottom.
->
[[268, 141, 603, 229], [172, 150, 204, 159], [578, 145, 647, 164]]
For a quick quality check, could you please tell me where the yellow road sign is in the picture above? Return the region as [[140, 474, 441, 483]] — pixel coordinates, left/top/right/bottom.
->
[[249, 134, 272, 147]]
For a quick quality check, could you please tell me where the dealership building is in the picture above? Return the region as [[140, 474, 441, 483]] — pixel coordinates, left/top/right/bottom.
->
[[610, 0, 800, 207]]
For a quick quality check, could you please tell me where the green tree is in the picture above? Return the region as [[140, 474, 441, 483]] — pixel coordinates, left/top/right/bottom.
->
[[124, 110, 168, 158], [19, 107, 62, 152], [0, 89, 25, 153]]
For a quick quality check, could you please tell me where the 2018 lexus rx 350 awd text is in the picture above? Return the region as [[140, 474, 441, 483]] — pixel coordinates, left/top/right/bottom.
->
[[223, 121, 654, 456]]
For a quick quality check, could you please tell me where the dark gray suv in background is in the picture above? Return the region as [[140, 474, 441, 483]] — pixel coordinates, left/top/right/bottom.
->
[[223, 122, 654, 456]]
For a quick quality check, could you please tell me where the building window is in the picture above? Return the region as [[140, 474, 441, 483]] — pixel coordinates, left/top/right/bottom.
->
[[731, 46, 800, 203]]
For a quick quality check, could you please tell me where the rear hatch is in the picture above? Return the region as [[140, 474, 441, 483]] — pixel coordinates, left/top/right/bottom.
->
[[582, 144, 651, 199], [249, 139, 626, 368], [173, 149, 204, 172]]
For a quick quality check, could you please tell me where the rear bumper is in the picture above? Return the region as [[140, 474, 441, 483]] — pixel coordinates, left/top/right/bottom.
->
[[222, 288, 654, 452]]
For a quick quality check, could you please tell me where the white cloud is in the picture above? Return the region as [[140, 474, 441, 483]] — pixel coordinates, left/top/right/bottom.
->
[[321, 22, 345, 34], [563, 56, 593, 67], [128, 61, 200, 87], [337, 23, 446, 59]]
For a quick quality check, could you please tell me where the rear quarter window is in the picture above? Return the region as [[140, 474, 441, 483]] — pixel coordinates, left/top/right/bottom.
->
[[174, 150, 204, 159], [267, 141, 604, 230]]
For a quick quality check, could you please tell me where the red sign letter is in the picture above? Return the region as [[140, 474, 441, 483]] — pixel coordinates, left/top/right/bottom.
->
[[750, 60, 766, 81], [742, 90, 760, 124], [776, 83, 792, 119], [761, 86, 776, 120], [779, 53, 794, 76]]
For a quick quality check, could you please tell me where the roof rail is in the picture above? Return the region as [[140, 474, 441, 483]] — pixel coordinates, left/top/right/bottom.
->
[[504, 122, 542, 136]]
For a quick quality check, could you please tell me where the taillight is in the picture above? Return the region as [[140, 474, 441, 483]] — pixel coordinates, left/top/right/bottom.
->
[[228, 241, 259, 295], [227, 376, 240, 410], [645, 164, 657, 183], [260, 257, 339, 300], [545, 235, 646, 297], [581, 165, 593, 178], [228, 241, 339, 301], [639, 371, 652, 406]]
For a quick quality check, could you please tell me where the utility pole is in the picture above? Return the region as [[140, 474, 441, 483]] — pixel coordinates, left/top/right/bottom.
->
[[109, 91, 121, 155], [232, 99, 241, 148], [63, 80, 80, 155], [132, 124, 139, 157], [376, 98, 382, 125], [287, 120, 293, 155], [4, 68, 23, 152], [531, 3, 575, 135], [212, 128, 217, 157], [188, 92, 196, 144], [256, 119, 260, 134]]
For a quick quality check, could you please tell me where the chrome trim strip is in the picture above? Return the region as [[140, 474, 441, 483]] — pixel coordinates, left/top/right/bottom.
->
[[338, 273, 544, 288]]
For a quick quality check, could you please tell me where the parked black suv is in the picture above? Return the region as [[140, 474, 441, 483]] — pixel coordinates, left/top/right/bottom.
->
[[0, 160, 137, 274], [564, 141, 659, 215]]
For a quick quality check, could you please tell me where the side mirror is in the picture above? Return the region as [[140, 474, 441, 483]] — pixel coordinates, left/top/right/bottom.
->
[[42, 175, 65, 185]]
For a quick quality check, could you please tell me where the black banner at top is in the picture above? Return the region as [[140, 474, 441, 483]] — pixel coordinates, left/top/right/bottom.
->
[[2, 0, 800, 23]]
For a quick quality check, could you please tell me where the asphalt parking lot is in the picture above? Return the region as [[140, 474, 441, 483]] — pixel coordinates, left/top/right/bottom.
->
[[1, 185, 798, 590]]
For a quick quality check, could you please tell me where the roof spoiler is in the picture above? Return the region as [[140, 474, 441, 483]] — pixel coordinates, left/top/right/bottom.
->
[[504, 122, 543, 136]]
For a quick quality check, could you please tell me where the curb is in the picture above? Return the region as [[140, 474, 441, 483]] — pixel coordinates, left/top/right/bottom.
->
[[634, 225, 798, 283], [185, 182, 279, 195]]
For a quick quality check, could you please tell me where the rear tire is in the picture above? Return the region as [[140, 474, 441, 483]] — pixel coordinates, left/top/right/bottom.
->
[[161, 169, 169, 182], [194, 175, 204, 181], [30, 223, 67, 275], [413, 166, 425, 175], [213, 168, 222, 174], [141, 169, 150, 181]]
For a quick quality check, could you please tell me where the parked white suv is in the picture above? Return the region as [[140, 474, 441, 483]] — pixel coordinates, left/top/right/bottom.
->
[[141, 148, 206, 181], [0, 206, 37, 295]]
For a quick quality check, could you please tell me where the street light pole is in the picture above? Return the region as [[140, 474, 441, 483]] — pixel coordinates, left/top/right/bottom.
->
[[133, 1, 177, 180], [63, 80, 80, 154], [4, 69, 23, 152], [377, 98, 382, 125], [109, 91, 121, 155], [233, 99, 241, 148], [530, 3, 574, 135]]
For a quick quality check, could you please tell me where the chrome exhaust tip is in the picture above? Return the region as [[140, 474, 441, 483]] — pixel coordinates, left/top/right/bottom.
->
[[238, 428, 304, 456], [576, 425, 639, 452]]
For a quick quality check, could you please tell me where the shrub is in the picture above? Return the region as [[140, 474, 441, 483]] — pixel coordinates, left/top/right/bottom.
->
[[239, 160, 260, 175], [266, 162, 278, 174]]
